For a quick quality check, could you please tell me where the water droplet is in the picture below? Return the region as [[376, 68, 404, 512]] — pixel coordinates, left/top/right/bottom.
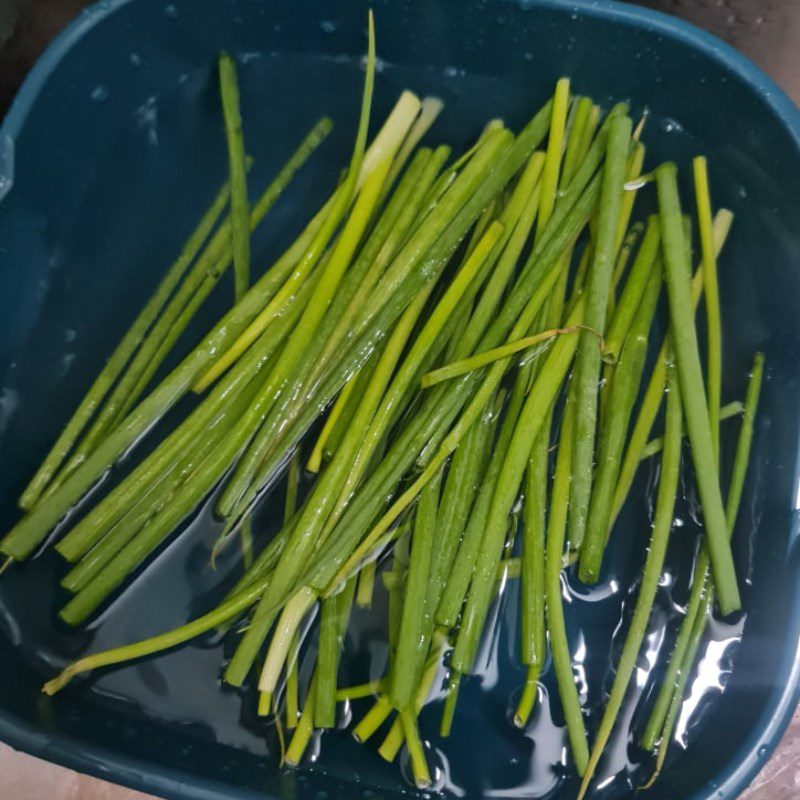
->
[[164, 3, 178, 18], [320, 20, 336, 34], [136, 96, 159, 146], [624, 176, 650, 191], [0, 387, 19, 435], [129, 52, 142, 67], [91, 85, 109, 103], [758, 744, 768, 758], [59, 353, 76, 377], [523, 51, 533, 61], [0, 172, 12, 202], [64, 328, 77, 343], [360, 54, 387, 73], [738, 186, 748, 199]]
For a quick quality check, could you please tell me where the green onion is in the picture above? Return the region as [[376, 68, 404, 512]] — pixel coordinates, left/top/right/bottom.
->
[[193, 98, 416, 392], [517, 78, 569, 704], [58, 120, 325, 485], [578, 263, 662, 582], [247, 218, 503, 621], [219, 150, 394, 517], [452, 150, 546, 359], [513, 95, 603, 728], [610, 209, 734, 532], [1, 117, 333, 561], [577, 364, 683, 800], [421, 326, 585, 387], [17, 178, 231, 511], [694, 156, 723, 460], [614, 141, 646, 254], [223, 282, 433, 687], [602, 216, 661, 365], [639, 400, 743, 461], [315, 576, 356, 728], [577, 104, 601, 164], [219, 53, 251, 301], [306, 374, 358, 473], [535, 78, 570, 240], [219, 131, 513, 528], [26, 62, 767, 798], [54, 266, 320, 567], [216, 26, 382, 518], [609, 221, 644, 302], [302, 144, 449, 477], [285, 673, 317, 766], [435, 392, 506, 631], [316, 203, 599, 611], [321, 157, 610, 590], [321, 357, 381, 463], [543, 391, 589, 773], [353, 694, 393, 743], [336, 679, 384, 702], [561, 97, 593, 192], [641, 352, 763, 757], [43, 569, 277, 695], [193, 92, 420, 396], [569, 114, 632, 552], [514, 431, 547, 726], [379, 653, 439, 761], [221, 102, 590, 553], [451, 300, 586, 676], [283, 454, 302, 728], [427, 406, 495, 615], [655, 163, 740, 614], [401, 707, 431, 788], [320, 220, 505, 534], [381, 95, 443, 198], [257, 587, 317, 707], [291, 145, 451, 416], [389, 471, 442, 710], [355, 560, 377, 609]]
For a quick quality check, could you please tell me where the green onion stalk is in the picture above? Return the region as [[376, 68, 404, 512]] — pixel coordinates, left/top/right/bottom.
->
[[640, 353, 763, 781], [655, 163, 740, 615], [576, 364, 683, 800]]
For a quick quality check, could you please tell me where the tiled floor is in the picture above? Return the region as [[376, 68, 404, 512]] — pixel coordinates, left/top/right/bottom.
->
[[1, 1, 800, 799], [0, 742, 150, 800]]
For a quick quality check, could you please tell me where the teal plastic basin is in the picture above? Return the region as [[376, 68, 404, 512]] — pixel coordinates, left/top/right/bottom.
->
[[1, 1, 799, 799]]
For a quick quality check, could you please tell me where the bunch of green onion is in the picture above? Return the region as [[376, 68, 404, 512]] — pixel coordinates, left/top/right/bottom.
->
[[1, 15, 764, 794]]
